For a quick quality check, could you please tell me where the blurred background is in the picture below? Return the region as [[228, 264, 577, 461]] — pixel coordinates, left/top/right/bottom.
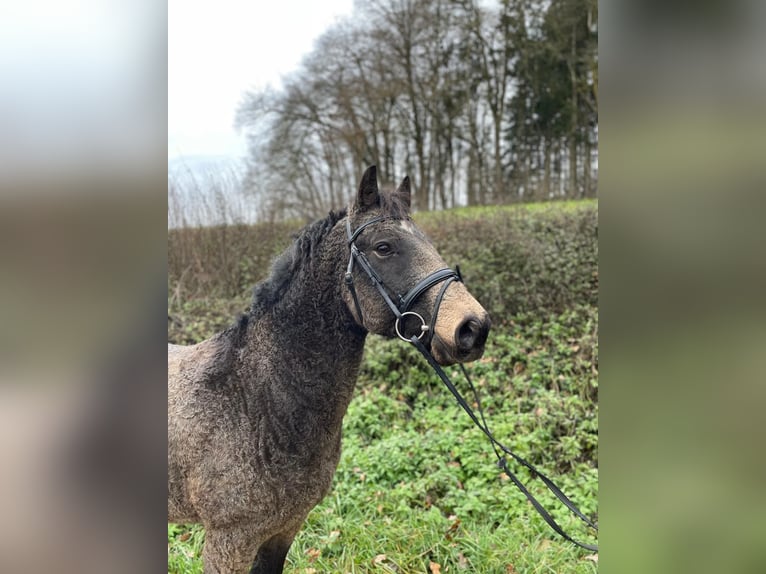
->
[[0, 1, 166, 572], [600, 1, 766, 572]]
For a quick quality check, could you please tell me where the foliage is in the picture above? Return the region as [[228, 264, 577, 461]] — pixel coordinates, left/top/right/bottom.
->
[[167, 295, 250, 346], [168, 200, 597, 323], [168, 201, 598, 572], [419, 201, 598, 322], [167, 220, 296, 303]]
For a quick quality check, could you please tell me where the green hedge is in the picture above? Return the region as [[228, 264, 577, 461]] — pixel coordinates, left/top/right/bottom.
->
[[418, 202, 597, 325], [168, 200, 598, 337]]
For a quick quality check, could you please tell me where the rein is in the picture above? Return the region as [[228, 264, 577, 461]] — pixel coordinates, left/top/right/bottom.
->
[[344, 215, 598, 553], [409, 336, 598, 552]]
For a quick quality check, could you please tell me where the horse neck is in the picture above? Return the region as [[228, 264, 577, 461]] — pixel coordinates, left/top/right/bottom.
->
[[238, 233, 367, 424]]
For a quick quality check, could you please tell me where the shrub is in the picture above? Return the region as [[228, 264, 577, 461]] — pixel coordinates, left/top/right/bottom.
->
[[168, 201, 598, 338], [418, 203, 597, 325]]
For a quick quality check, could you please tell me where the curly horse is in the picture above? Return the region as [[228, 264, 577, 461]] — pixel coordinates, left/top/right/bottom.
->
[[168, 167, 490, 573]]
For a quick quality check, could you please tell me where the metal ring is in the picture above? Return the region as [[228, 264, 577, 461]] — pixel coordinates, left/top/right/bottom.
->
[[395, 311, 429, 342]]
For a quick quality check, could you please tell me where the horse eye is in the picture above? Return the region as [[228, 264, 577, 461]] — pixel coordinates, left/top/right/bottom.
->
[[374, 242, 393, 256]]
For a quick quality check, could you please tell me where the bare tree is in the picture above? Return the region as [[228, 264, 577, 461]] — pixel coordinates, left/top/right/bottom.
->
[[233, 0, 598, 220]]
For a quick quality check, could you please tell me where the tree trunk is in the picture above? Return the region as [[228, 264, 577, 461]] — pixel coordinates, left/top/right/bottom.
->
[[568, 21, 578, 198], [583, 134, 591, 198], [542, 140, 551, 200], [494, 121, 503, 203]]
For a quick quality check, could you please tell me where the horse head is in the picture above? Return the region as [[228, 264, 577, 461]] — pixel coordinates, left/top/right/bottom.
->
[[344, 166, 490, 365]]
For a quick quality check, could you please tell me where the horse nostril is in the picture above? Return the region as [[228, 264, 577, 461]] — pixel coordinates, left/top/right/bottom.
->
[[455, 315, 489, 354]]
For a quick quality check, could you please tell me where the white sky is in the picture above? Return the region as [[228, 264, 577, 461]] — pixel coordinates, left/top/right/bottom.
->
[[168, 0, 354, 160]]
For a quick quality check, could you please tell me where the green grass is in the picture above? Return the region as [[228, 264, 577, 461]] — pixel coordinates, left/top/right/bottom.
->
[[168, 523, 206, 574], [412, 198, 597, 226], [169, 516, 596, 574], [168, 308, 598, 573]]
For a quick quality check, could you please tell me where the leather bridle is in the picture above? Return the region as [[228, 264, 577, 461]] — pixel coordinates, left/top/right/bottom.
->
[[344, 215, 462, 342]]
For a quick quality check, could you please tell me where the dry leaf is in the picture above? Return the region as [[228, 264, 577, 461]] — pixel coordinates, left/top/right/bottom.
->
[[506, 565, 518, 574], [457, 552, 469, 569], [445, 516, 461, 537], [429, 561, 442, 574], [537, 539, 552, 551], [583, 553, 598, 563], [178, 532, 191, 542], [373, 554, 387, 564], [305, 548, 321, 562]]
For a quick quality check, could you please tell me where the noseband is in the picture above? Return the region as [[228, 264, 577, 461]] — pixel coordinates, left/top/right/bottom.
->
[[344, 216, 462, 342]]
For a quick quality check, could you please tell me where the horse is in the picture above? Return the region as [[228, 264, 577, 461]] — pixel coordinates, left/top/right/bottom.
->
[[168, 166, 491, 573]]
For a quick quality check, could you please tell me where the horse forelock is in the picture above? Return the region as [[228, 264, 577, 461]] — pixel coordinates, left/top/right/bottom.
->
[[377, 188, 409, 220]]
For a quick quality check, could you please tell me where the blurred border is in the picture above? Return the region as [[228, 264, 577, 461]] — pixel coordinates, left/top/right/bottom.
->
[[601, 0, 766, 572], [0, 2, 167, 572]]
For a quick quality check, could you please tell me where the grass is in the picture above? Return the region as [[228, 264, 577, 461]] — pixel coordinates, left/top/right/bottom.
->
[[168, 312, 598, 573], [170, 516, 596, 574], [168, 200, 598, 572], [412, 198, 597, 226]]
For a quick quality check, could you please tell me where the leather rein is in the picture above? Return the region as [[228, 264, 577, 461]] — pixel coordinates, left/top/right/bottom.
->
[[344, 215, 598, 553]]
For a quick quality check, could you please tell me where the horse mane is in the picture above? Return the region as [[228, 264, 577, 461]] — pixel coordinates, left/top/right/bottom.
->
[[250, 188, 408, 314], [249, 208, 347, 318], [223, 188, 407, 346]]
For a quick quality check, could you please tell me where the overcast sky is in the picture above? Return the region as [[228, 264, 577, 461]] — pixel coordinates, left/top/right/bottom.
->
[[168, 0, 354, 160]]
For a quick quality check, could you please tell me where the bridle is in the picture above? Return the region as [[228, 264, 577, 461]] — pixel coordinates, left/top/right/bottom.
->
[[343, 213, 598, 553], [344, 215, 462, 342]]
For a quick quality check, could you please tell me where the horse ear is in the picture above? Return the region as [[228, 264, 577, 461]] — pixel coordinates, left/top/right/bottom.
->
[[356, 165, 380, 212], [395, 176, 411, 211]]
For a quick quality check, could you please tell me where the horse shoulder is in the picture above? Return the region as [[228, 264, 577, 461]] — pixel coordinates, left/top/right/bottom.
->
[[169, 336, 263, 523]]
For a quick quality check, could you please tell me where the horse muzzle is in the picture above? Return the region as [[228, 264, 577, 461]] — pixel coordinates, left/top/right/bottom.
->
[[431, 311, 491, 365]]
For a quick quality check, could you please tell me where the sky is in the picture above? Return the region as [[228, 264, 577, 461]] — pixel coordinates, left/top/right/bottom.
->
[[168, 0, 354, 161]]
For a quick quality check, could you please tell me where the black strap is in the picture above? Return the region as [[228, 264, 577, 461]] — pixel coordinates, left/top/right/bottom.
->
[[347, 215, 388, 244], [428, 277, 457, 339], [399, 269, 461, 313], [350, 244, 403, 319], [345, 217, 460, 326], [344, 254, 366, 327], [409, 336, 598, 552]]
